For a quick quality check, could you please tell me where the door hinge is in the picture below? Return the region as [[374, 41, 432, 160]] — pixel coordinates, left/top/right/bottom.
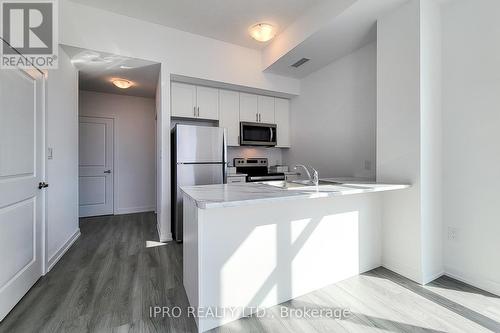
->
[[38, 182, 49, 189]]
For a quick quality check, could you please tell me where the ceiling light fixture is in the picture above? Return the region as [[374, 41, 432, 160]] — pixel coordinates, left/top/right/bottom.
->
[[249, 23, 276, 42], [112, 79, 133, 89]]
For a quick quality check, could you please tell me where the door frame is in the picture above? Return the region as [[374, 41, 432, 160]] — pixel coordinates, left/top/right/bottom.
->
[[78, 115, 117, 216], [27, 68, 48, 275]]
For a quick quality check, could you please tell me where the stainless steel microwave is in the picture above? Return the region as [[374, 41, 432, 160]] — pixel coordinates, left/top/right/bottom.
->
[[240, 122, 277, 146]]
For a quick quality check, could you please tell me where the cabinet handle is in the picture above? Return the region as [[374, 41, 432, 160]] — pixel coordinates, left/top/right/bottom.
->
[[259, 113, 261, 122], [256, 113, 258, 122], [194, 106, 197, 117], [197, 106, 200, 117]]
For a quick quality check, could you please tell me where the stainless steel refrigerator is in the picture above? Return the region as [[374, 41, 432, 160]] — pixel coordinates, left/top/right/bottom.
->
[[172, 124, 227, 241]]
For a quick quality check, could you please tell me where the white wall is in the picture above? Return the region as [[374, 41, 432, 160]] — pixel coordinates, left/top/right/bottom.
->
[[79, 91, 156, 215], [377, 0, 423, 283], [420, 0, 443, 285], [377, 0, 443, 284], [284, 42, 377, 179], [442, 0, 500, 295], [46, 47, 79, 271], [58, 0, 301, 241]]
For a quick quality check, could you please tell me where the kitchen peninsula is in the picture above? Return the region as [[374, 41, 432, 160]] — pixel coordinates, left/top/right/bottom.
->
[[181, 181, 409, 332]]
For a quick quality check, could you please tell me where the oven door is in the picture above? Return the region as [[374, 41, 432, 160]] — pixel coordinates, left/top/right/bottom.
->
[[240, 122, 277, 146]]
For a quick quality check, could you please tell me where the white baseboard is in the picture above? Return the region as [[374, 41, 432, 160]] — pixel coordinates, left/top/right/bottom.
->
[[444, 266, 500, 296], [160, 231, 173, 242], [422, 270, 445, 285], [114, 206, 155, 215], [46, 229, 81, 273], [382, 257, 423, 284]]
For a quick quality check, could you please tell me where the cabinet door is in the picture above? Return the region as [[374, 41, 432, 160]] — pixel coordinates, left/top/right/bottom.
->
[[197, 86, 219, 120], [275, 98, 291, 147], [219, 90, 240, 146], [171, 82, 196, 118], [258, 95, 275, 124], [239, 93, 259, 122]]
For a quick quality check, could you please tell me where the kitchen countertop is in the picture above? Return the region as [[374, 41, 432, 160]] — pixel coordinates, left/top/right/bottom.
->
[[181, 179, 410, 209]]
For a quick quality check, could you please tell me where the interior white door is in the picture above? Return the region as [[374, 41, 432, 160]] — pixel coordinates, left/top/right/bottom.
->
[[0, 68, 45, 321], [79, 117, 114, 217]]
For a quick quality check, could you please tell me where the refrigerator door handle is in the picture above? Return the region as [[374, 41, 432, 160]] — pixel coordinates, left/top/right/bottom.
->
[[223, 128, 228, 184]]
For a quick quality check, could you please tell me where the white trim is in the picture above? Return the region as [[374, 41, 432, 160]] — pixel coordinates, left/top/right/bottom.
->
[[157, 213, 173, 242], [382, 258, 423, 284], [114, 206, 156, 215], [46, 229, 81, 273], [422, 270, 445, 285], [444, 266, 500, 297], [160, 232, 173, 242]]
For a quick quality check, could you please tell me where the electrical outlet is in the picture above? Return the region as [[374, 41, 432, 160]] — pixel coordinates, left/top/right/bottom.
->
[[447, 226, 459, 241]]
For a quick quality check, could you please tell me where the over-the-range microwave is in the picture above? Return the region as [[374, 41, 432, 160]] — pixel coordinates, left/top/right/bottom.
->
[[240, 122, 277, 147]]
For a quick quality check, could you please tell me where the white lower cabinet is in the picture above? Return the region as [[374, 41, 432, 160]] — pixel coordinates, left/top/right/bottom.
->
[[275, 98, 291, 147], [219, 90, 240, 146]]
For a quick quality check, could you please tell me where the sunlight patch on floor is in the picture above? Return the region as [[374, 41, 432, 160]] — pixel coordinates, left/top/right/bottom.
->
[[146, 240, 167, 248]]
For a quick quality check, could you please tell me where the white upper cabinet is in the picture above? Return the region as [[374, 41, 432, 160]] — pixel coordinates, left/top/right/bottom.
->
[[171, 82, 196, 118], [171, 82, 291, 148], [196, 86, 219, 120], [219, 90, 240, 146], [239, 93, 259, 122], [275, 98, 291, 148], [258, 95, 275, 124], [171, 83, 219, 120]]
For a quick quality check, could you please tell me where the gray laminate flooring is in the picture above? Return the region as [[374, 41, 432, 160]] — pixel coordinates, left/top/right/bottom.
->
[[0, 213, 498, 333]]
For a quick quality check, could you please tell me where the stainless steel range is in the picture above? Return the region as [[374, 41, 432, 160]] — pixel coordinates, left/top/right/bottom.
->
[[234, 158, 285, 182]]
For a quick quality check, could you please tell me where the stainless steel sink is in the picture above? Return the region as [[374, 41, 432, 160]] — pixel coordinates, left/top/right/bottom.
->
[[260, 179, 345, 191]]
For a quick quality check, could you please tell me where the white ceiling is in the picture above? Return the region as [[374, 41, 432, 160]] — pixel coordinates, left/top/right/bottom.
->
[[265, 0, 409, 78], [62, 45, 160, 98], [68, 0, 325, 49]]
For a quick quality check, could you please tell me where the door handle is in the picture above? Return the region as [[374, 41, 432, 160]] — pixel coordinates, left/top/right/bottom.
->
[[104, 170, 112, 174], [38, 182, 49, 189]]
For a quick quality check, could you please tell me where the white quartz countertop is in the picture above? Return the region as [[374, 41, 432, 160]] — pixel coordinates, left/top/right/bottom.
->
[[181, 179, 410, 209]]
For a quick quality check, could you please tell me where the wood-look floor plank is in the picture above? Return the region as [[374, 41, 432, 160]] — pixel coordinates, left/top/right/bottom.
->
[[1, 213, 499, 333]]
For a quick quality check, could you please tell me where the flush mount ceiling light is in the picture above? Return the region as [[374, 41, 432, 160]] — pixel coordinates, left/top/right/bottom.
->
[[112, 78, 133, 89], [249, 23, 276, 42]]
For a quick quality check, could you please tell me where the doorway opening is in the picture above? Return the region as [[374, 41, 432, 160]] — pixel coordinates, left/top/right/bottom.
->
[[62, 45, 161, 218]]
